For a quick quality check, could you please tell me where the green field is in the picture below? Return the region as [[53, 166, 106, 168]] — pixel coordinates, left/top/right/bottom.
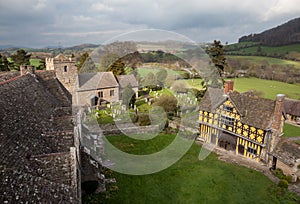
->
[[30, 59, 40, 67], [227, 55, 300, 67], [283, 123, 300, 137], [84, 134, 299, 203], [226, 77, 300, 100], [226, 42, 300, 56], [138, 67, 184, 77]]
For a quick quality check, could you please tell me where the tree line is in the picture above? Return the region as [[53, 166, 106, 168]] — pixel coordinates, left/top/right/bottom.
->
[[0, 49, 45, 72]]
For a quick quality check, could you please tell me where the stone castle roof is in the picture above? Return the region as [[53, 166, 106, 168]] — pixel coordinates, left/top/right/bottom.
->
[[284, 98, 300, 117], [0, 71, 78, 203], [199, 88, 277, 130], [272, 139, 300, 167]]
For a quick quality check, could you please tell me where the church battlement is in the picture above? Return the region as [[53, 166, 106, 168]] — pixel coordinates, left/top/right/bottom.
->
[[45, 54, 78, 94]]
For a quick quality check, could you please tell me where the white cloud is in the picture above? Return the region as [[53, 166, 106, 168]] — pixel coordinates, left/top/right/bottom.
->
[[91, 2, 114, 12], [33, 0, 47, 10], [263, 0, 300, 21], [0, 0, 299, 47], [73, 15, 92, 22]]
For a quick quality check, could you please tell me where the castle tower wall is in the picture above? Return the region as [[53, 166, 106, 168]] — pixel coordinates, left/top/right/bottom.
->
[[45, 56, 77, 94]]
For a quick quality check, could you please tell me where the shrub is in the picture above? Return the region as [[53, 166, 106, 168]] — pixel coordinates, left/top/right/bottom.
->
[[130, 112, 138, 123], [278, 179, 288, 189], [272, 168, 285, 179], [138, 114, 151, 126], [135, 99, 147, 107], [285, 175, 292, 183], [272, 168, 293, 183], [298, 164, 300, 169], [96, 110, 114, 124]]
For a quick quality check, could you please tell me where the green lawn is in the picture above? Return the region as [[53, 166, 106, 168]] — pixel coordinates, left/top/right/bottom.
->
[[85, 134, 299, 203], [283, 123, 300, 137], [226, 77, 300, 100], [183, 78, 204, 89]]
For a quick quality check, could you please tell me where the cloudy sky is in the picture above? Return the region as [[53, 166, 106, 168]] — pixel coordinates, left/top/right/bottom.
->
[[0, 0, 300, 48]]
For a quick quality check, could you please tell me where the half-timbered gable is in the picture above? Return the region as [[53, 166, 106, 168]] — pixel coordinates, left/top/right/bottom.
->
[[198, 87, 285, 163]]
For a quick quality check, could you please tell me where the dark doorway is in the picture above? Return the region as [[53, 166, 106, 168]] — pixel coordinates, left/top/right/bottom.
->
[[91, 96, 99, 107], [272, 156, 277, 170], [238, 145, 244, 155], [218, 132, 237, 151]]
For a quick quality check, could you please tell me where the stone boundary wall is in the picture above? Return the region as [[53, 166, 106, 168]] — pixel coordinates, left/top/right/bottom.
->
[[98, 123, 161, 135]]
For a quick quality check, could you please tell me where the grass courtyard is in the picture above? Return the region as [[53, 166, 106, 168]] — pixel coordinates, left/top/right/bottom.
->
[[84, 134, 300, 204], [283, 123, 300, 137]]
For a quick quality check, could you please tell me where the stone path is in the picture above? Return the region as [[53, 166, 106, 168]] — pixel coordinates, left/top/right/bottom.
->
[[287, 136, 300, 142], [213, 146, 279, 183]]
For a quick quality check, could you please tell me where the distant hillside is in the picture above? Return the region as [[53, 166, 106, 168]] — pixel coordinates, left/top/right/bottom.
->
[[239, 17, 300, 46], [64, 43, 99, 51]]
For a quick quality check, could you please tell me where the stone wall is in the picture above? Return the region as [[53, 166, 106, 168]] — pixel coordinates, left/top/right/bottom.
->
[[98, 123, 160, 136], [276, 160, 299, 182], [46, 57, 78, 95], [75, 87, 119, 107]]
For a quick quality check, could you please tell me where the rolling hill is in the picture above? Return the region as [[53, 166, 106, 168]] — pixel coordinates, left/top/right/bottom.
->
[[239, 17, 300, 46]]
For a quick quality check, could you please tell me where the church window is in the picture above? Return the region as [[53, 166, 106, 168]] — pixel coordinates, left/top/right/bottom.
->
[[110, 90, 114, 96]]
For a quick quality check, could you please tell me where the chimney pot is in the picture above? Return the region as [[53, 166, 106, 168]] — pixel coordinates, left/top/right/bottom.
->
[[224, 80, 234, 94]]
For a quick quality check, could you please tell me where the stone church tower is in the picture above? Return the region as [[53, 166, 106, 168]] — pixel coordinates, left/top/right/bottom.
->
[[46, 54, 77, 94]]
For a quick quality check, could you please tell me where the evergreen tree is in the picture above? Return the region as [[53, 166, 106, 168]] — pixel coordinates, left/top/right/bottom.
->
[[107, 59, 126, 75], [77, 52, 96, 72], [77, 52, 89, 71], [99, 53, 120, 72], [10, 49, 31, 70], [37, 58, 46, 70], [206, 40, 227, 77], [0, 55, 12, 71]]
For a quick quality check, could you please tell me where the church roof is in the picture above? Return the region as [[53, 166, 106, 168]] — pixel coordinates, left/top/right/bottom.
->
[[77, 72, 119, 91], [116, 74, 139, 89]]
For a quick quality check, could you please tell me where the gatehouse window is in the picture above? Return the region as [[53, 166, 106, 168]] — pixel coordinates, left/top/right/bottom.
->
[[64, 65, 68, 72], [221, 115, 234, 126], [224, 105, 233, 112], [247, 147, 257, 155]]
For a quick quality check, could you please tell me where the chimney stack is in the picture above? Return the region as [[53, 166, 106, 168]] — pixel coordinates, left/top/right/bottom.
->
[[224, 80, 234, 94], [269, 94, 285, 154], [272, 94, 285, 132], [20, 65, 35, 76]]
